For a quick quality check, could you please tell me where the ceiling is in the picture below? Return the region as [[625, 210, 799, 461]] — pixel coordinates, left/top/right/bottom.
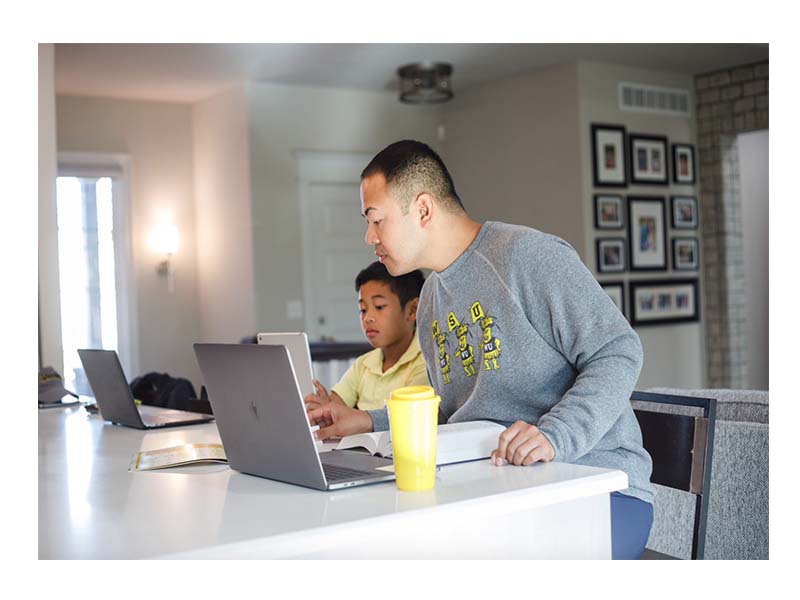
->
[[54, 43, 769, 104]]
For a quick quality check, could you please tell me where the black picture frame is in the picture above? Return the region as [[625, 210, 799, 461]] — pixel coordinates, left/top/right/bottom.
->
[[672, 237, 700, 271], [672, 143, 696, 184], [671, 195, 699, 229], [596, 238, 626, 273], [629, 278, 700, 327], [627, 196, 668, 272], [591, 124, 628, 188], [594, 194, 625, 230], [629, 134, 669, 185], [600, 280, 626, 318]]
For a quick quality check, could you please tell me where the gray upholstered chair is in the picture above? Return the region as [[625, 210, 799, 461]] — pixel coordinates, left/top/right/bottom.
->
[[638, 388, 769, 560], [633, 391, 716, 559]]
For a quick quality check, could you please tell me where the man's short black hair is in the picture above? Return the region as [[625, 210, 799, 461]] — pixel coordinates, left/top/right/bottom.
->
[[355, 261, 425, 309], [361, 139, 464, 213]]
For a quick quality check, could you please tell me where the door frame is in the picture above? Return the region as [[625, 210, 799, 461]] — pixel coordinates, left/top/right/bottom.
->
[[56, 151, 139, 379], [295, 150, 373, 340]]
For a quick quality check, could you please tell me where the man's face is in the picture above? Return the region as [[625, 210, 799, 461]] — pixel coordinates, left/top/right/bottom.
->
[[360, 172, 424, 276]]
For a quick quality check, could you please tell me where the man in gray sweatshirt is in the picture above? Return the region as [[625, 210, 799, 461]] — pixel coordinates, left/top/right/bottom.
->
[[308, 140, 654, 559]]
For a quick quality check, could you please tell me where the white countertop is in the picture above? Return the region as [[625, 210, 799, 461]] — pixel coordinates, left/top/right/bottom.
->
[[39, 405, 627, 559]]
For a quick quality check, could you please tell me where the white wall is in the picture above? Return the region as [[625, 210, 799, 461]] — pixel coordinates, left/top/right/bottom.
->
[[576, 61, 705, 390], [441, 60, 705, 389], [55, 95, 204, 390], [443, 62, 585, 256], [738, 130, 769, 390], [192, 86, 256, 345], [246, 82, 445, 333], [39, 44, 63, 374]]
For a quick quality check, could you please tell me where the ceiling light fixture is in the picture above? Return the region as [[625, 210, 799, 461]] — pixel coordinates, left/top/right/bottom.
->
[[397, 62, 454, 104]]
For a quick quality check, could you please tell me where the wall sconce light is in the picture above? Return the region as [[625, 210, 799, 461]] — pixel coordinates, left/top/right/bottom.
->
[[150, 223, 179, 293]]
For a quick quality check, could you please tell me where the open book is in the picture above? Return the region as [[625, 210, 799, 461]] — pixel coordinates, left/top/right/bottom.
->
[[335, 420, 506, 466], [129, 443, 227, 472]]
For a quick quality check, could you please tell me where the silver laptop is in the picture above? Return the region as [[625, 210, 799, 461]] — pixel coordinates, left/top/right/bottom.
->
[[256, 332, 314, 398], [193, 343, 395, 491], [78, 349, 214, 429]]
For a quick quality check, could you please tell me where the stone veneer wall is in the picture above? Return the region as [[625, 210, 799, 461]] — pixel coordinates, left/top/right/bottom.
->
[[695, 61, 768, 387]]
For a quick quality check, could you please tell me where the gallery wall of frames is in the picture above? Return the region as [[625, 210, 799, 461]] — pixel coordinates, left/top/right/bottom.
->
[[590, 123, 700, 327]]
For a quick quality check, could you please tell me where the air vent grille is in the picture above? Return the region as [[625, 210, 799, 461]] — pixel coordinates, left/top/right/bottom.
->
[[619, 81, 691, 117]]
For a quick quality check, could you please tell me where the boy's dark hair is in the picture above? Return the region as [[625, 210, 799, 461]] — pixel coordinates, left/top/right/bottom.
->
[[361, 139, 464, 213], [355, 261, 425, 309]]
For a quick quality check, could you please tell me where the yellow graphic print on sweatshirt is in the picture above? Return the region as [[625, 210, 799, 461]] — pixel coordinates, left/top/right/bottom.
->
[[431, 320, 452, 385], [471, 301, 502, 371], [448, 312, 477, 377]]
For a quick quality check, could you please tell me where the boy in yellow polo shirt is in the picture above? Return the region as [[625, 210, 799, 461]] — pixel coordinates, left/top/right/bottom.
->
[[304, 261, 429, 412]]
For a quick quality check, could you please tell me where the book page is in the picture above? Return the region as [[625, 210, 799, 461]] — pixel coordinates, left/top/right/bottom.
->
[[436, 421, 505, 464], [332, 421, 504, 462], [129, 443, 227, 472], [335, 431, 389, 456], [439, 420, 505, 438], [317, 438, 341, 453]]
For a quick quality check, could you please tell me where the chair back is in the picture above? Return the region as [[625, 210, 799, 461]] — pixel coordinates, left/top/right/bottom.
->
[[631, 391, 717, 559]]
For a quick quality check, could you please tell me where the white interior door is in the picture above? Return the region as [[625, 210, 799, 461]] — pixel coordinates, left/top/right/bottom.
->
[[298, 151, 376, 342]]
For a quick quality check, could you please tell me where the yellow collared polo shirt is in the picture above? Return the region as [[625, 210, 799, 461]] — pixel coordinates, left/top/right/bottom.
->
[[332, 332, 430, 411]]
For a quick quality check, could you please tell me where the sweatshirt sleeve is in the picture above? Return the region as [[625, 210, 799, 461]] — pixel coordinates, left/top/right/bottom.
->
[[366, 407, 390, 432], [518, 237, 644, 463]]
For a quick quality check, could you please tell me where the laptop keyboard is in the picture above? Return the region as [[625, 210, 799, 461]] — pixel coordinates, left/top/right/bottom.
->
[[322, 463, 378, 482], [138, 405, 210, 426], [160, 410, 201, 420], [158, 413, 197, 423]]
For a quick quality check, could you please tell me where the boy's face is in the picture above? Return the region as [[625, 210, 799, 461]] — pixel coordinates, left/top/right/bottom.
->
[[360, 172, 426, 276], [358, 280, 417, 349]]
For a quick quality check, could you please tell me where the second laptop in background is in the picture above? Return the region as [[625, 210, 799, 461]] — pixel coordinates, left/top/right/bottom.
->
[[78, 349, 214, 429]]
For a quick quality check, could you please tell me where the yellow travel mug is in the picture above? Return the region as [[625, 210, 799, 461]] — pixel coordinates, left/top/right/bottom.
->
[[387, 385, 441, 491]]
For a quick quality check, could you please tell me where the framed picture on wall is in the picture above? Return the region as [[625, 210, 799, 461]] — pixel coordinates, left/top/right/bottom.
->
[[629, 134, 669, 185], [671, 195, 699, 229], [629, 279, 700, 327], [672, 143, 696, 184], [673, 237, 700, 271], [596, 238, 626, 273], [600, 281, 626, 317], [628, 196, 667, 271], [591, 124, 627, 187], [594, 194, 625, 229]]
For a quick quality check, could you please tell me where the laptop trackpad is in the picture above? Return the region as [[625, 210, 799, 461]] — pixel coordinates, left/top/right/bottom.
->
[[322, 450, 393, 471]]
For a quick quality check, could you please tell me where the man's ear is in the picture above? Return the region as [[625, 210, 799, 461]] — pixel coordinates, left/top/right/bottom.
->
[[406, 297, 419, 322], [415, 193, 434, 226]]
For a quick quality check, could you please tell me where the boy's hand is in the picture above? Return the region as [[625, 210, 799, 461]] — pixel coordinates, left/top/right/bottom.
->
[[303, 380, 346, 410], [491, 421, 555, 466], [307, 402, 373, 440]]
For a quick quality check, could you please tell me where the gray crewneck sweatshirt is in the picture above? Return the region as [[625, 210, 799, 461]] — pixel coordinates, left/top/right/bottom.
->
[[367, 221, 654, 503]]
